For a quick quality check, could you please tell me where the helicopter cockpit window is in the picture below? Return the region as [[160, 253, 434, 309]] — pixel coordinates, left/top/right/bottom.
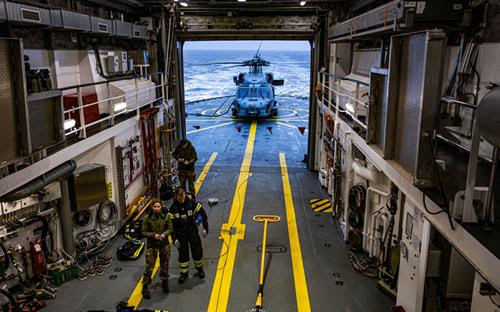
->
[[259, 87, 271, 99], [249, 88, 258, 98], [238, 88, 249, 98]]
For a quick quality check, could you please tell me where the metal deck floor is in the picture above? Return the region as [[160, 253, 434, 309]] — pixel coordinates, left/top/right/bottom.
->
[[45, 98, 394, 312]]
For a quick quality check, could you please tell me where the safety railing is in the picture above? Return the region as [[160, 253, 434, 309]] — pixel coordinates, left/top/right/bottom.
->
[[60, 72, 168, 139], [318, 70, 369, 130]]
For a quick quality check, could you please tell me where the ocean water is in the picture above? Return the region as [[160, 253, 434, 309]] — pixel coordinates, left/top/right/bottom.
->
[[183, 49, 311, 102]]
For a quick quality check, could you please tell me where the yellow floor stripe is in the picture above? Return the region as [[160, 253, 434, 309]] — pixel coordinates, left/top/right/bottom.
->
[[279, 153, 311, 312], [187, 121, 235, 134], [311, 199, 329, 208], [127, 152, 218, 308], [195, 152, 218, 192], [207, 121, 257, 312]]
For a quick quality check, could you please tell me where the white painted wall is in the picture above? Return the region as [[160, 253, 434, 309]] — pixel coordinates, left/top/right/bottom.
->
[[113, 123, 145, 209], [471, 273, 500, 312]]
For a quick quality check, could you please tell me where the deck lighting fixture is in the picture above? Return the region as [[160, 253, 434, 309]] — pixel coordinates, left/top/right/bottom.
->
[[180, 1, 188, 6], [113, 102, 127, 112], [300, 1, 306, 5], [64, 119, 76, 130]]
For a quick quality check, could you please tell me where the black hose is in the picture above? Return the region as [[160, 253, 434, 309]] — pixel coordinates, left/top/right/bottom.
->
[[97, 200, 118, 227], [0, 288, 21, 312], [348, 184, 366, 215], [0, 160, 76, 202], [0, 241, 10, 275]]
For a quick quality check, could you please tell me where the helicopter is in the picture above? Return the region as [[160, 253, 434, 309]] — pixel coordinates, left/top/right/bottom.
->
[[230, 53, 284, 118], [187, 46, 285, 118]]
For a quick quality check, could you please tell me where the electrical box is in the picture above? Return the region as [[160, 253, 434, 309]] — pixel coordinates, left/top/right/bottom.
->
[[132, 24, 147, 39], [397, 202, 431, 312], [68, 164, 107, 212], [25, 90, 65, 152], [107, 54, 119, 73], [120, 52, 128, 72]]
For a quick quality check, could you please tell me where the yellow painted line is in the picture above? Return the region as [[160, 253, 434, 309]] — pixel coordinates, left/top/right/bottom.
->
[[279, 153, 311, 312], [127, 152, 218, 308], [195, 152, 218, 192], [208, 121, 257, 312], [187, 121, 235, 134]]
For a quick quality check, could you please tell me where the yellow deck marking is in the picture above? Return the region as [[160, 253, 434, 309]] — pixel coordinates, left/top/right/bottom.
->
[[279, 153, 311, 312], [127, 152, 218, 308], [208, 121, 257, 312], [187, 121, 235, 134]]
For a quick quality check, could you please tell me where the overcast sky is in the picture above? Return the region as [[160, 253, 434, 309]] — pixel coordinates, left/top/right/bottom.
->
[[185, 40, 310, 51]]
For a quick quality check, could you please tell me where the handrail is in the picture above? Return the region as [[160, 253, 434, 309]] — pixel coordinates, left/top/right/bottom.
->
[[61, 72, 168, 139], [318, 71, 369, 130], [58, 71, 164, 91], [321, 71, 370, 87]]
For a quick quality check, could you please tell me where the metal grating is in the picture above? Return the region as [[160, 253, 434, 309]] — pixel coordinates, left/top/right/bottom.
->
[[394, 33, 426, 173], [0, 40, 20, 163], [115, 146, 127, 218]]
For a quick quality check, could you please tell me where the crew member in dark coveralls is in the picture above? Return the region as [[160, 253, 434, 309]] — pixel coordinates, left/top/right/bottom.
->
[[173, 139, 197, 199], [169, 188, 208, 284]]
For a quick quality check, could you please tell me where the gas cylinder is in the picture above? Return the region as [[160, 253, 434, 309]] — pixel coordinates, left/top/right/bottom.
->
[[30, 240, 46, 278]]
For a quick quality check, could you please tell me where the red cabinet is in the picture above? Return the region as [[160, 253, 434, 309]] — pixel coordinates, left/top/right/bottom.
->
[[63, 93, 100, 126]]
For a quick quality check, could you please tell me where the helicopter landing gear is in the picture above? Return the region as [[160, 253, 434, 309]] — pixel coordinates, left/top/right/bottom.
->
[[270, 108, 278, 117], [232, 108, 238, 117]]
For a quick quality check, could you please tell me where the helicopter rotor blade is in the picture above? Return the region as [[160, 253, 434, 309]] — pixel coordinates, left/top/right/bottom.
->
[[185, 61, 245, 66], [185, 64, 244, 76]]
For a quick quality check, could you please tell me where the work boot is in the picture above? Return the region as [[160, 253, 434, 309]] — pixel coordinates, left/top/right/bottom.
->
[[162, 280, 169, 293], [196, 268, 205, 279], [142, 285, 151, 299], [178, 273, 188, 284]]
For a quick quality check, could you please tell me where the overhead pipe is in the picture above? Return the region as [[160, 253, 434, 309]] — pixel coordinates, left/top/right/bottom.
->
[[352, 160, 384, 184], [1, 160, 77, 202]]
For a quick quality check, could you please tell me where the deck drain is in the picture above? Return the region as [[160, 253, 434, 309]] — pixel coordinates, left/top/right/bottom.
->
[[256, 244, 287, 254], [323, 243, 332, 248], [114, 268, 122, 272], [318, 224, 325, 228], [109, 275, 118, 280], [335, 280, 344, 286], [315, 213, 321, 217]]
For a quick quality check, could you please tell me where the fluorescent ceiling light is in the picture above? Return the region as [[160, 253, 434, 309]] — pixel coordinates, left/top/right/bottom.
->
[[238, 0, 246, 2], [114, 102, 127, 112], [180, 1, 188, 6], [300, 1, 306, 5], [64, 119, 76, 130]]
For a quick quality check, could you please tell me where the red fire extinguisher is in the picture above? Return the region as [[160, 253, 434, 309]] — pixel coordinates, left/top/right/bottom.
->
[[30, 240, 46, 278]]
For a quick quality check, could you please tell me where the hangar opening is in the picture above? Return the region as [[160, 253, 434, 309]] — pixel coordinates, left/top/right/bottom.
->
[[183, 40, 311, 167]]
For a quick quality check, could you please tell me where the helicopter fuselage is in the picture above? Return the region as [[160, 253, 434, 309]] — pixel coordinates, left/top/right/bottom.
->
[[231, 73, 277, 118], [230, 57, 283, 118]]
